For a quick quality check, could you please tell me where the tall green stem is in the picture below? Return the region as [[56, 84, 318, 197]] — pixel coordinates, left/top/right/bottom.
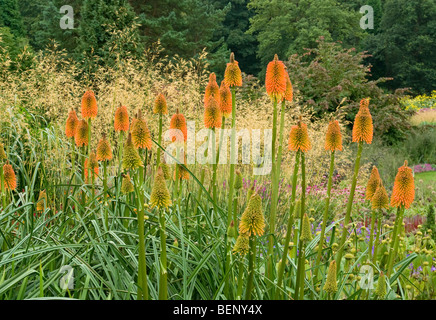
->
[[315, 151, 335, 268], [156, 114, 163, 171], [368, 209, 376, 261], [0, 165, 5, 209], [236, 258, 245, 299], [136, 168, 149, 300], [294, 152, 306, 299], [387, 206, 404, 277], [159, 208, 168, 299], [245, 237, 257, 300], [336, 142, 363, 271], [373, 211, 382, 265], [227, 87, 237, 228], [103, 160, 108, 230], [275, 151, 300, 298]]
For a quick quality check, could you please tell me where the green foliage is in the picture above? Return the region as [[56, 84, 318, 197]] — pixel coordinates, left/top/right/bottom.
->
[[402, 126, 436, 164], [0, 27, 34, 72], [425, 205, 435, 240], [131, 0, 229, 73], [365, 0, 436, 94], [286, 38, 412, 144], [247, 0, 366, 77], [0, 0, 25, 37]]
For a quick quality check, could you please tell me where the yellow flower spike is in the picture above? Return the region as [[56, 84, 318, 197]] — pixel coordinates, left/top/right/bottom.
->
[[372, 182, 389, 210], [159, 160, 171, 180], [122, 133, 143, 170], [374, 272, 387, 299], [153, 93, 168, 115], [36, 190, 47, 212], [366, 166, 382, 200], [323, 260, 338, 294], [3, 162, 17, 191], [265, 54, 287, 102], [233, 233, 250, 256], [65, 108, 79, 138], [219, 81, 232, 117], [121, 173, 134, 194], [204, 96, 222, 128], [114, 104, 130, 132], [75, 119, 89, 147], [324, 119, 343, 152], [96, 133, 113, 161], [352, 98, 373, 144], [224, 52, 242, 88], [81, 90, 97, 119], [239, 193, 265, 237], [391, 160, 415, 209], [150, 168, 172, 209], [300, 213, 313, 242], [131, 110, 152, 150], [288, 119, 311, 152]]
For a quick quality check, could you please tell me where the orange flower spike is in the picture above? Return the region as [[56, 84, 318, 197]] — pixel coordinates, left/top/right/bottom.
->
[[372, 183, 389, 210], [84, 153, 99, 181], [324, 119, 343, 152], [224, 52, 242, 87], [75, 119, 89, 147], [366, 166, 382, 200], [114, 105, 130, 132], [288, 119, 311, 153], [204, 96, 222, 128], [219, 81, 232, 117], [391, 160, 415, 209], [81, 90, 98, 119], [265, 54, 287, 102], [131, 110, 152, 150], [96, 133, 113, 161], [352, 98, 373, 144], [3, 163, 17, 191], [65, 108, 79, 138], [154, 93, 168, 115], [174, 156, 190, 181], [204, 73, 220, 106], [284, 71, 294, 102], [170, 109, 188, 142]]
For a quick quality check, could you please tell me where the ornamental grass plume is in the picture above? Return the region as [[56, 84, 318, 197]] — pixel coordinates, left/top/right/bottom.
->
[[204, 96, 222, 128], [391, 160, 415, 209], [169, 109, 188, 142], [219, 81, 232, 117], [96, 134, 113, 161], [233, 233, 250, 256], [265, 54, 287, 102], [324, 119, 343, 152], [65, 108, 79, 138], [150, 168, 172, 209], [323, 260, 338, 295], [121, 173, 134, 194], [81, 90, 98, 119], [0, 143, 6, 161], [122, 133, 143, 171], [300, 213, 313, 242], [114, 105, 130, 132], [3, 163, 17, 191], [36, 190, 47, 212], [224, 52, 242, 88], [204, 73, 220, 106], [372, 183, 389, 210], [131, 110, 152, 150], [374, 272, 387, 299], [153, 93, 168, 115], [239, 193, 265, 237], [234, 170, 243, 190], [366, 166, 382, 200], [288, 120, 312, 153], [352, 98, 373, 144], [75, 119, 89, 147]]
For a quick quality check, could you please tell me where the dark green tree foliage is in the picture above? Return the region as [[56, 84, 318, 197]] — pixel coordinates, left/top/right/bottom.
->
[[0, 0, 25, 37], [286, 39, 411, 144], [78, 0, 143, 69], [365, 0, 436, 94], [212, 0, 259, 76], [130, 0, 228, 71], [247, 0, 366, 77]]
